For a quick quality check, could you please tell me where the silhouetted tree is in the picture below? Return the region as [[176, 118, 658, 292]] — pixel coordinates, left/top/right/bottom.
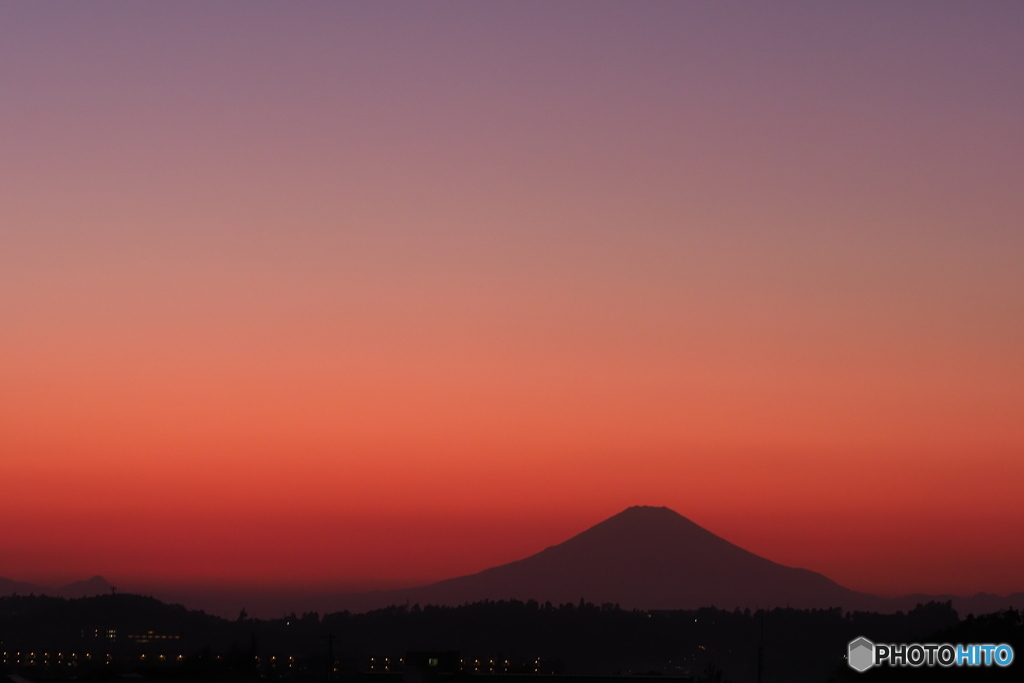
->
[[696, 661, 729, 683]]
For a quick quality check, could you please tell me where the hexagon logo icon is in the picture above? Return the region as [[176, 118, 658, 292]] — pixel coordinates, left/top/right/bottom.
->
[[848, 637, 875, 672]]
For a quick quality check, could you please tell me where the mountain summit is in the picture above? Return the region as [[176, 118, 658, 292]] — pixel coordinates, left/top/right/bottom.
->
[[343, 505, 879, 612]]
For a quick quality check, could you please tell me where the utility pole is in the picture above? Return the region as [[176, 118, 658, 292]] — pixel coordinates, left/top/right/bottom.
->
[[325, 633, 335, 683], [757, 615, 764, 683]]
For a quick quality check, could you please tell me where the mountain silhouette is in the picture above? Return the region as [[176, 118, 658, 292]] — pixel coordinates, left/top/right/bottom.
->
[[0, 575, 112, 599], [58, 575, 114, 598], [337, 506, 883, 612], [0, 577, 42, 595]]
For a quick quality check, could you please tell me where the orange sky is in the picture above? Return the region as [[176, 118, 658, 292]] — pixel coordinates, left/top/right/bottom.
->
[[2, 2, 1022, 608]]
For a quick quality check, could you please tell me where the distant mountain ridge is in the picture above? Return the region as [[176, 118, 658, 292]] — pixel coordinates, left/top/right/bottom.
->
[[0, 575, 112, 599], [333, 506, 883, 612], [7, 509, 1022, 618], [327, 506, 1023, 616]]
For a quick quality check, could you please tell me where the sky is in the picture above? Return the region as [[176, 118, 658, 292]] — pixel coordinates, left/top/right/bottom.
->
[[2, 2, 1023, 612]]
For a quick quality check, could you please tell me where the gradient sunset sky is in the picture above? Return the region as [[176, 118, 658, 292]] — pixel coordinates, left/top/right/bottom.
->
[[2, 2, 1022, 608]]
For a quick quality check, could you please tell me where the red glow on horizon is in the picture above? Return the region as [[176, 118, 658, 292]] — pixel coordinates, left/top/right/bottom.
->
[[2, 2, 1022, 603]]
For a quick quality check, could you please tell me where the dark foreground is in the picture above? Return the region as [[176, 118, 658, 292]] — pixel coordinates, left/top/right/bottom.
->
[[1, 594, 1020, 682]]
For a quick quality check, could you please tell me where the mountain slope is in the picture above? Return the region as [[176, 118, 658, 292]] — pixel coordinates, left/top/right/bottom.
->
[[0, 577, 44, 595], [58, 575, 114, 598], [0, 575, 112, 599], [340, 506, 881, 612]]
